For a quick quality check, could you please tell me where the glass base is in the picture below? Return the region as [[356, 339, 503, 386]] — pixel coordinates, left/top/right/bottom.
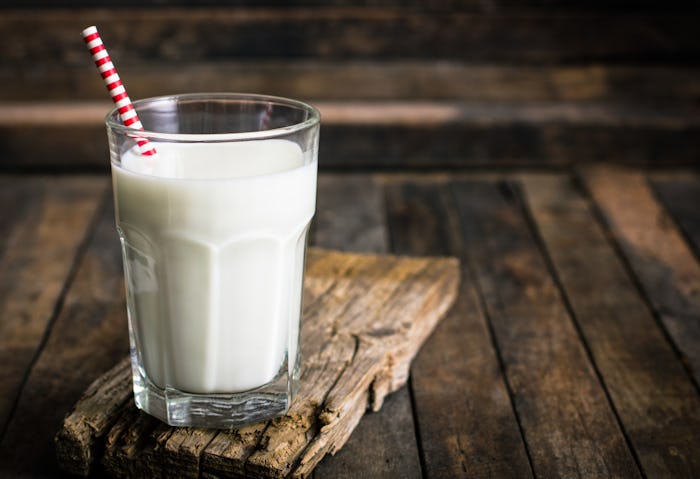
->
[[130, 354, 298, 429]]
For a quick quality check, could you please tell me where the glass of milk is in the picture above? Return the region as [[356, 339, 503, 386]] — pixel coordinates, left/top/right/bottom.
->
[[106, 93, 320, 428]]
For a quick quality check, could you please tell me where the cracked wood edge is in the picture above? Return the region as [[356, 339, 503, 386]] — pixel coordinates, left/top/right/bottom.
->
[[55, 247, 459, 478]]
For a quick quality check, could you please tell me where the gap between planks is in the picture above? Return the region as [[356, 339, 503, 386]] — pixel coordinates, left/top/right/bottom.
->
[[0, 177, 109, 442], [522, 171, 700, 477], [1, 101, 697, 129], [579, 165, 700, 391]]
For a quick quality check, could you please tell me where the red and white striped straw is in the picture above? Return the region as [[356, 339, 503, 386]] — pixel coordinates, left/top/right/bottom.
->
[[81, 25, 157, 157]]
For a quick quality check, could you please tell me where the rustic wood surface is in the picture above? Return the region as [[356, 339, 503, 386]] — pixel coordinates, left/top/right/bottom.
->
[[312, 175, 422, 479], [54, 248, 459, 478], [651, 173, 700, 254], [384, 181, 533, 478], [0, 176, 106, 432], [3, 100, 697, 170], [581, 166, 700, 388], [1, 5, 697, 170], [2, 167, 700, 478], [1, 3, 699, 476], [522, 174, 700, 477], [3, 8, 697, 64]]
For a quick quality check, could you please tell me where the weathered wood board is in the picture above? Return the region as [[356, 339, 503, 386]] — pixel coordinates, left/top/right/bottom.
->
[[55, 247, 459, 478]]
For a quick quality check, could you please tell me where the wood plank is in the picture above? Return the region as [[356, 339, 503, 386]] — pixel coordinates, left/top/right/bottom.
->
[[313, 175, 388, 255], [0, 176, 106, 436], [55, 358, 133, 476], [651, 173, 700, 257], [0, 177, 44, 266], [3, 1, 698, 9], [55, 248, 459, 478], [3, 63, 699, 103], [312, 175, 422, 478], [581, 166, 700, 387], [521, 173, 700, 478], [384, 180, 532, 478], [8, 101, 695, 128], [450, 179, 640, 478], [2, 8, 697, 64], [318, 99, 698, 166], [312, 392, 419, 479], [1, 101, 698, 170], [0, 191, 130, 477]]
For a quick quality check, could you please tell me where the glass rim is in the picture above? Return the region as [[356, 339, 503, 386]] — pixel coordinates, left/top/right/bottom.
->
[[105, 92, 321, 142]]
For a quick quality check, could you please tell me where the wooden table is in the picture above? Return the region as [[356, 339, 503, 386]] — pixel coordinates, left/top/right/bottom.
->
[[1, 1, 699, 475], [1, 166, 699, 478]]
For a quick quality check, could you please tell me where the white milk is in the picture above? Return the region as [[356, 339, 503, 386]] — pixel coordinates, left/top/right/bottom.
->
[[112, 140, 316, 394]]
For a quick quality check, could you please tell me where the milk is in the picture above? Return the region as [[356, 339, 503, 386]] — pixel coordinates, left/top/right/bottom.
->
[[113, 140, 316, 394]]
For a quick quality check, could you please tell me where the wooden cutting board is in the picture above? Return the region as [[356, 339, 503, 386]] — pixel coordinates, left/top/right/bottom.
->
[[55, 248, 459, 478]]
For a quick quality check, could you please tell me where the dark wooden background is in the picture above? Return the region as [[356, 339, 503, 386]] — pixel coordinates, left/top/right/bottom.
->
[[0, 1, 698, 171], [0, 2, 699, 479]]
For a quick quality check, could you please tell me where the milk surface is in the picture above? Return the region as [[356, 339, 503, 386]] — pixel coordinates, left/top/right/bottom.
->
[[113, 140, 316, 394]]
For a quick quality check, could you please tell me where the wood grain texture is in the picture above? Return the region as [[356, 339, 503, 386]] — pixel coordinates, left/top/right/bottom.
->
[[312, 391, 420, 479], [384, 180, 532, 478], [2, 8, 697, 64], [0, 176, 106, 435], [55, 248, 459, 478], [581, 166, 700, 387], [55, 358, 132, 476], [0, 193, 129, 477], [4, 63, 699, 103], [651, 173, 700, 257], [312, 175, 422, 479], [2, 101, 697, 171], [522, 174, 700, 477], [3, 170, 700, 479], [312, 175, 388, 255], [451, 179, 639, 478]]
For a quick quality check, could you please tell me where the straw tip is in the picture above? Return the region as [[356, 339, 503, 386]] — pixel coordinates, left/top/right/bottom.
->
[[81, 25, 98, 38]]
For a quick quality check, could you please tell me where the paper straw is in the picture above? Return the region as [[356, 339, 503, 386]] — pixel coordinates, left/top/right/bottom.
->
[[81, 25, 157, 157]]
